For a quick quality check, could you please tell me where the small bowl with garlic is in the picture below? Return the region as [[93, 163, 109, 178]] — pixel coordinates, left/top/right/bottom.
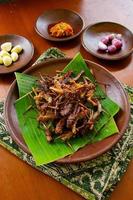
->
[[0, 34, 34, 74], [0, 43, 23, 66]]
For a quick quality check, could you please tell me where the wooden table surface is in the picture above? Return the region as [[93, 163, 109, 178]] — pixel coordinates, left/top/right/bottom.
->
[[0, 0, 133, 199]]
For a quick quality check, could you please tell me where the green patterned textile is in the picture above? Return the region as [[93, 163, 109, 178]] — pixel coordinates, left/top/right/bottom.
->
[[0, 48, 133, 200]]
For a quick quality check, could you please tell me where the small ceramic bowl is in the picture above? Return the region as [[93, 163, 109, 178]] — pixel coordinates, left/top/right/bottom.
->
[[35, 9, 84, 42], [0, 34, 34, 74], [81, 22, 133, 60]]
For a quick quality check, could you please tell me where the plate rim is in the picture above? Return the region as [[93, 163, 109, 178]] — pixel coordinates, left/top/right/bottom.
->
[[81, 21, 133, 60], [4, 57, 130, 163], [0, 34, 34, 74]]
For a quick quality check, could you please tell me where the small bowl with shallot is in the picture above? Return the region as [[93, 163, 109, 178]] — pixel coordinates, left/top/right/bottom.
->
[[81, 22, 133, 60], [35, 9, 84, 42]]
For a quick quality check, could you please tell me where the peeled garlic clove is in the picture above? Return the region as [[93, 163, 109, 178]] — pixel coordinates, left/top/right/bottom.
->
[[0, 56, 3, 64], [11, 52, 18, 62], [0, 50, 10, 57], [11, 45, 23, 54], [1, 42, 12, 52], [3, 56, 12, 66]]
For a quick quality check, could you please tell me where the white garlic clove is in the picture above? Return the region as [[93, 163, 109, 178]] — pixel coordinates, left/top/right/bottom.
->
[[11, 45, 23, 54], [0, 50, 10, 57], [3, 56, 12, 67], [0, 56, 3, 64], [11, 52, 19, 62], [1, 42, 12, 52]]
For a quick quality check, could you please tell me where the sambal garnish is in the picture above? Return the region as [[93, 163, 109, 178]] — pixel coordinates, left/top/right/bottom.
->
[[49, 22, 74, 38]]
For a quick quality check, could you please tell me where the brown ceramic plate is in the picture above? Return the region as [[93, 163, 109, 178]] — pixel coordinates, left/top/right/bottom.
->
[[4, 58, 130, 163], [35, 9, 84, 41], [0, 34, 34, 74], [81, 22, 133, 60]]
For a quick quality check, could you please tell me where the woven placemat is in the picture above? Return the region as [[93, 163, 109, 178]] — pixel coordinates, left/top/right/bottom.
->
[[0, 48, 133, 200]]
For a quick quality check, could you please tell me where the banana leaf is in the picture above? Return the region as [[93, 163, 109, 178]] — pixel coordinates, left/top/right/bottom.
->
[[92, 117, 118, 142], [15, 53, 120, 165], [15, 53, 119, 132], [15, 93, 118, 165], [15, 73, 38, 97], [62, 53, 119, 130], [15, 94, 73, 165]]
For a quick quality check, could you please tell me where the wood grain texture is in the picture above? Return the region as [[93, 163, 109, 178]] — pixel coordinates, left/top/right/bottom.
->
[[0, 0, 133, 199]]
